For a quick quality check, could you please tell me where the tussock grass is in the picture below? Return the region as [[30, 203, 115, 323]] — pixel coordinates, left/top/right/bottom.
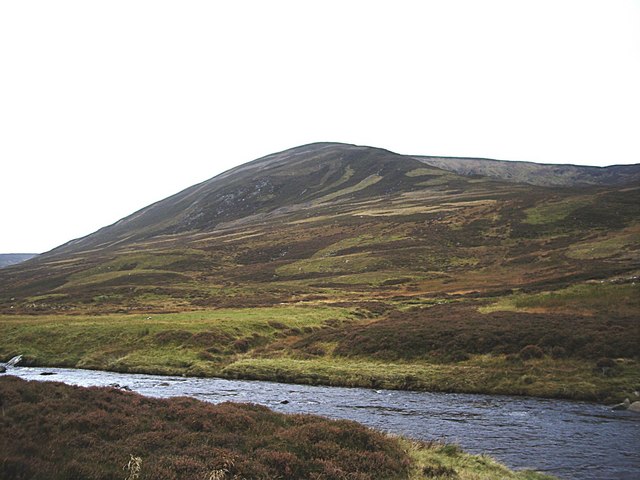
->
[[482, 282, 640, 316], [523, 197, 592, 225], [315, 174, 382, 203], [567, 224, 640, 259], [1, 297, 637, 401], [0, 306, 354, 375], [403, 439, 556, 480], [219, 355, 640, 402], [405, 167, 446, 177]]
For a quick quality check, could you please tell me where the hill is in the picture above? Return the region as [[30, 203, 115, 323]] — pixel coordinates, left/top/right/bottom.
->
[[0, 143, 638, 401], [414, 155, 640, 187], [0, 254, 37, 269]]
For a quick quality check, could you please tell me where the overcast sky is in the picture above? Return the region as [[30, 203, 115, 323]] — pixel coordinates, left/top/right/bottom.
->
[[1, 1, 639, 253]]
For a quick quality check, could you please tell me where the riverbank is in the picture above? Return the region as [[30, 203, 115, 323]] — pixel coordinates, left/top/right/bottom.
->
[[8, 365, 640, 479], [5, 350, 638, 404], [1, 306, 638, 403], [0, 375, 555, 480]]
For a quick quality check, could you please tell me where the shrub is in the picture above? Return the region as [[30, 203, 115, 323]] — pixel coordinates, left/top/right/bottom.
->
[[596, 357, 616, 369], [233, 338, 250, 352], [154, 330, 193, 345], [519, 345, 544, 360], [197, 351, 217, 361], [505, 354, 521, 364], [422, 463, 458, 478], [596, 357, 616, 376]]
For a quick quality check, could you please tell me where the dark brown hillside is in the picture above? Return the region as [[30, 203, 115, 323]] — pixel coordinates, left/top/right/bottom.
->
[[47, 143, 432, 255]]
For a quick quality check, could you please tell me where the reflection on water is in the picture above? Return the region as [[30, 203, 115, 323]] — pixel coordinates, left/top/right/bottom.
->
[[4, 366, 639, 480]]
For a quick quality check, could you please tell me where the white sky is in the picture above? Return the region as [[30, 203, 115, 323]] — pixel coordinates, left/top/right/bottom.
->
[[1, 1, 639, 253]]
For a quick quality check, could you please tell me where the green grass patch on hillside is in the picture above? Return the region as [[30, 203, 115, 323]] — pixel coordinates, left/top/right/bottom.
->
[[481, 282, 640, 315], [417, 175, 459, 187], [313, 165, 355, 195], [69, 251, 203, 279], [315, 174, 382, 202], [523, 197, 592, 225], [312, 234, 408, 258], [63, 269, 190, 288], [405, 167, 447, 177], [567, 226, 640, 259], [276, 252, 391, 276]]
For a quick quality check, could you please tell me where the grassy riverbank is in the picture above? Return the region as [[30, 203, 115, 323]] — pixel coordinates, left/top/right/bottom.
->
[[0, 376, 555, 480], [1, 301, 638, 403]]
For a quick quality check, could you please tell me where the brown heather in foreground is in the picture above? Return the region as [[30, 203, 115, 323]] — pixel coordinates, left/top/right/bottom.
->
[[0, 376, 409, 480]]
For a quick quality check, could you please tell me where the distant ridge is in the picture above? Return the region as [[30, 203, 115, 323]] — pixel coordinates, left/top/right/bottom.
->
[[0, 253, 37, 269], [414, 155, 640, 187]]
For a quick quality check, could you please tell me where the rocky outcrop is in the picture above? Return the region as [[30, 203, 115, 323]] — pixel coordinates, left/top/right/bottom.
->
[[611, 398, 631, 410], [611, 398, 640, 413], [6, 355, 22, 367]]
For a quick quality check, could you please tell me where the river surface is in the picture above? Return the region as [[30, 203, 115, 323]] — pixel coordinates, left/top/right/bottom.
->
[[3, 366, 639, 480]]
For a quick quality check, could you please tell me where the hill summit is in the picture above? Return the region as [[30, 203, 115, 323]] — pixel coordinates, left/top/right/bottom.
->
[[0, 142, 638, 401], [1, 142, 639, 310]]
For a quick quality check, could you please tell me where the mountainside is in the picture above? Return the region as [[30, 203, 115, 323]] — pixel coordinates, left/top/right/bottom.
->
[[414, 155, 640, 187], [3, 142, 638, 306], [1, 142, 638, 401], [49, 143, 433, 254], [0, 254, 37, 269]]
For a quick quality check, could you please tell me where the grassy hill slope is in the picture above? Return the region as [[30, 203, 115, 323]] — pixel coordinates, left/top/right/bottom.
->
[[0, 143, 638, 401]]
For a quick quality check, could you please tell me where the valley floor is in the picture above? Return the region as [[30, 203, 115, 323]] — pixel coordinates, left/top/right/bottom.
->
[[1, 296, 637, 403]]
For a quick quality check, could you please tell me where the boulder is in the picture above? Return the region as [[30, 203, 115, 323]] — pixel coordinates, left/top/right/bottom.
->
[[628, 401, 640, 413], [6, 355, 22, 367], [0, 365, 6, 373], [611, 398, 631, 410]]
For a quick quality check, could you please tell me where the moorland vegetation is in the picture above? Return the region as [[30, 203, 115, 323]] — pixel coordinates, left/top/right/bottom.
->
[[0, 143, 638, 402], [0, 376, 555, 480]]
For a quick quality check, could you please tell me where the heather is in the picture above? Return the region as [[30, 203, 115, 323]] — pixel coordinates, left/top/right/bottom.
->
[[0, 376, 409, 480], [0, 377, 558, 480]]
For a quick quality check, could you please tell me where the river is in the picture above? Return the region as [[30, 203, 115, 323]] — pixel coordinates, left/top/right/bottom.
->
[[3, 366, 639, 480]]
